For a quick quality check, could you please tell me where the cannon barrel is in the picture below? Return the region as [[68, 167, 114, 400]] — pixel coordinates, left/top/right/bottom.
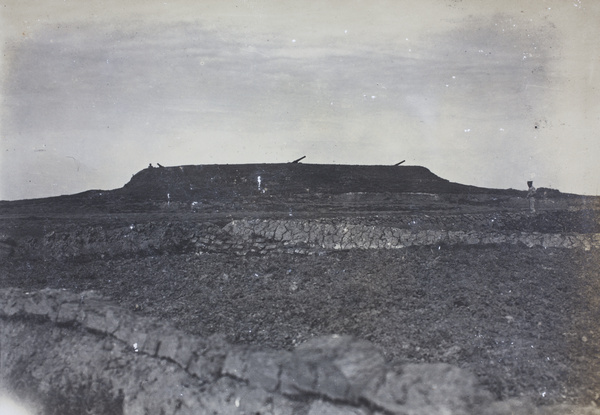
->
[[291, 156, 306, 164], [394, 160, 406, 166]]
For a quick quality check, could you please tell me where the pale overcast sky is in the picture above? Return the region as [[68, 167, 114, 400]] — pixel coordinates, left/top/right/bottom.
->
[[1, 0, 599, 200]]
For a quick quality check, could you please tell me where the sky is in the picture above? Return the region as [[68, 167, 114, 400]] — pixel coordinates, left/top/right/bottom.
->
[[1, 0, 599, 200]]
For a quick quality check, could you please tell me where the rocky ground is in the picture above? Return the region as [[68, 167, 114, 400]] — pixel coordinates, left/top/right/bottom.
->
[[1, 164, 599, 414]]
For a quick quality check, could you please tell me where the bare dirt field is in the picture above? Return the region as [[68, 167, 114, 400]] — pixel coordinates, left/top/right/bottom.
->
[[1, 164, 599, 414]]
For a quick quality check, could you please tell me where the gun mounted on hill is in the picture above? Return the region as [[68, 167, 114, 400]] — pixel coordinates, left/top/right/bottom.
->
[[290, 156, 306, 164], [394, 160, 406, 166]]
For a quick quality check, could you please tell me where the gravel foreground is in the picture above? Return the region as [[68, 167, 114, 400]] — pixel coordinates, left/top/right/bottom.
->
[[2, 233, 600, 413], [2, 286, 600, 415]]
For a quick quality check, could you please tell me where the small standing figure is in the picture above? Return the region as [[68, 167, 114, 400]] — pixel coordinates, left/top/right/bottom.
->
[[527, 181, 536, 214]]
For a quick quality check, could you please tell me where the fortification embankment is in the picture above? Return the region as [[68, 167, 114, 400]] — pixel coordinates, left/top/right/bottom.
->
[[4, 211, 600, 262]]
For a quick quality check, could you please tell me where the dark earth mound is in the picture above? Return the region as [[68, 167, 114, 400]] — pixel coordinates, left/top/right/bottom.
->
[[1, 163, 600, 414], [1, 163, 528, 214], [121, 164, 483, 200]]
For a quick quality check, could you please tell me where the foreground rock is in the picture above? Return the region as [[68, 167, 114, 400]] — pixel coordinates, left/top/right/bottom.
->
[[1, 288, 599, 415]]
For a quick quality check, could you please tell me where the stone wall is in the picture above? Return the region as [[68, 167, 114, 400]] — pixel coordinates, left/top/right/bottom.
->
[[222, 219, 600, 255], [6, 213, 600, 262], [2, 288, 598, 415]]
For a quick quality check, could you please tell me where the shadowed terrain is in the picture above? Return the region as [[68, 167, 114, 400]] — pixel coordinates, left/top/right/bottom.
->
[[1, 163, 599, 414]]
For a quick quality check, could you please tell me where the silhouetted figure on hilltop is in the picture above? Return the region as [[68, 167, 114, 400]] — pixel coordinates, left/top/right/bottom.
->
[[527, 181, 536, 213], [148, 163, 154, 169]]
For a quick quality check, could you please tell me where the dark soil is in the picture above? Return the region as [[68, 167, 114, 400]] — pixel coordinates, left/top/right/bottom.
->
[[3, 243, 600, 407], [1, 164, 599, 408]]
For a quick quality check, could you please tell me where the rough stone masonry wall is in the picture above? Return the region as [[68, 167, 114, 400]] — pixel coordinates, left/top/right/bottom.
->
[[4, 215, 599, 262], [2, 288, 599, 415], [221, 219, 600, 255]]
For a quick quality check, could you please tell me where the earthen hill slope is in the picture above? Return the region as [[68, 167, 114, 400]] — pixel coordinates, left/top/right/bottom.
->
[[0, 163, 581, 216], [120, 163, 507, 201]]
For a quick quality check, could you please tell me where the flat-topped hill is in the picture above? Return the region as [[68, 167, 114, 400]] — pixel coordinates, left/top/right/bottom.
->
[[0, 163, 586, 215], [122, 164, 486, 199]]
